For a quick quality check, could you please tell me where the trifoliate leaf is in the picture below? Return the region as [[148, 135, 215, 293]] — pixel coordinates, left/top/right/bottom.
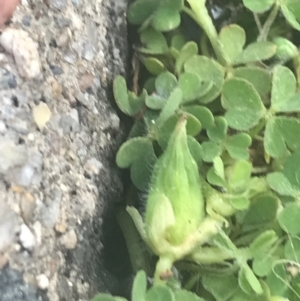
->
[[116, 137, 157, 190], [273, 37, 298, 61], [230, 197, 250, 210], [227, 160, 252, 191], [219, 24, 246, 64], [222, 78, 265, 130], [207, 167, 226, 188], [145, 285, 174, 301], [243, 194, 278, 226], [132, 270, 147, 301], [156, 88, 182, 127], [284, 236, 300, 263], [174, 290, 205, 301], [157, 113, 201, 149], [127, 0, 159, 25], [225, 133, 252, 160], [175, 41, 198, 74], [184, 55, 224, 103], [242, 0, 274, 13], [151, 8, 181, 32], [266, 172, 298, 197], [155, 72, 178, 98], [178, 73, 212, 103], [281, 1, 300, 31], [145, 94, 167, 110], [171, 34, 187, 51], [207, 117, 228, 142], [202, 274, 239, 301], [144, 57, 166, 75], [278, 203, 300, 235], [235, 41, 276, 64], [182, 105, 214, 129], [113, 76, 145, 116], [264, 117, 300, 158], [202, 141, 222, 162], [233, 67, 272, 98], [271, 66, 300, 113], [238, 263, 263, 295], [140, 27, 169, 54], [249, 230, 278, 256], [252, 254, 274, 277]]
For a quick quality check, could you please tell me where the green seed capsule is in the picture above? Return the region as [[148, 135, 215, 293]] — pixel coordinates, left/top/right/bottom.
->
[[145, 117, 204, 249]]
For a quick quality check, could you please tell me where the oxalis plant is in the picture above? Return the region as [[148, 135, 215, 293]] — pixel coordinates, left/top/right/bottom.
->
[[92, 0, 300, 301]]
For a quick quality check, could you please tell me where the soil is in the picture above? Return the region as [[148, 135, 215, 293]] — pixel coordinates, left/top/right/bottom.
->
[[0, 0, 129, 300]]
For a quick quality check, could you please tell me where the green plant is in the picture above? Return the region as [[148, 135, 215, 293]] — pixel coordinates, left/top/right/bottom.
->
[[93, 0, 300, 300]]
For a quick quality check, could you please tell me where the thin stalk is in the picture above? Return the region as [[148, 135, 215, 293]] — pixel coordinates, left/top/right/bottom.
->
[[257, 4, 279, 42], [117, 209, 151, 275], [154, 255, 174, 285], [248, 118, 267, 138], [253, 13, 262, 34], [184, 1, 226, 65]]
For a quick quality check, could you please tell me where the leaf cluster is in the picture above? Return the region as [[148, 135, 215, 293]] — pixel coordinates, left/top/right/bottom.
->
[[93, 1, 300, 301]]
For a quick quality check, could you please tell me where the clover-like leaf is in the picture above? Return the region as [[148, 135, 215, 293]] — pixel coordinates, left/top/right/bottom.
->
[[178, 73, 212, 103], [252, 254, 274, 277], [271, 66, 300, 113], [145, 94, 166, 110], [145, 285, 174, 301], [182, 105, 214, 129], [266, 172, 298, 197], [171, 33, 187, 51], [281, 0, 300, 31], [242, 0, 274, 13], [207, 157, 226, 187], [201, 141, 222, 162], [132, 270, 147, 301], [273, 37, 298, 61], [249, 230, 278, 257], [157, 113, 201, 149], [225, 133, 252, 160], [278, 203, 300, 235], [207, 117, 228, 142], [184, 55, 224, 103], [222, 78, 266, 130], [230, 197, 250, 210], [139, 27, 169, 54], [243, 194, 278, 226], [227, 160, 252, 192], [116, 137, 157, 190], [219, 24, 246, 64], [151, 8, 181, 32], [233, 67, 272, 98], [127, 0, 160, 25], [234, 41, 277, 65], [202, 274, 239, 301], [238, 263, 263, 295], [264, 117, 300, 158], [156, 87, 182, 127], [175, 41, 198, 74], [144, 57, 166, 75], [155, 72, 178, 98], [113, 76, 146, 116]]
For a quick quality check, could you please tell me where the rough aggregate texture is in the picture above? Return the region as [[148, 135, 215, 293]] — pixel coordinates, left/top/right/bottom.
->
[[0, 0, 128, 300]]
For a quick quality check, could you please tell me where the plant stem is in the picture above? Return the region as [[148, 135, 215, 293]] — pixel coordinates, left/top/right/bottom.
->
[[257, 4, 279, 42], [154, 255, 174, 285], [184, 1, 226, 65], [248, 118, 266, 138], [117, 209, 151, 275], [188, 247, 234, 264]]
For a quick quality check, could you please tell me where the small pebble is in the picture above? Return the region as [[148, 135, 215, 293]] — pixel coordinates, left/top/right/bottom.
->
[[59, 229, 77, 250], [36, 274, 49, 290], [19, 224, 35, 251]]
